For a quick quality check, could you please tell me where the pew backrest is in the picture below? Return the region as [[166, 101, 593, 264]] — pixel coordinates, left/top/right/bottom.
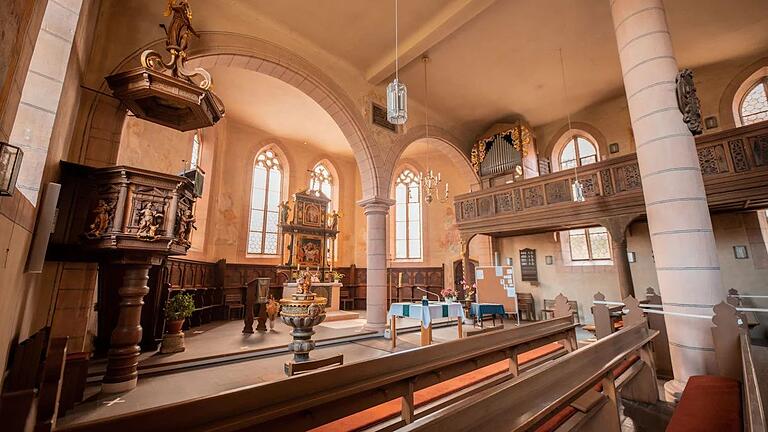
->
[[400, 322, 658, 432], [57, 317, 578, 432]]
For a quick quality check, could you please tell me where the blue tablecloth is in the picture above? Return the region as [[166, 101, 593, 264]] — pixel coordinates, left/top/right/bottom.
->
[[469, 303, 507, 318], [388, 302, 466, 328]]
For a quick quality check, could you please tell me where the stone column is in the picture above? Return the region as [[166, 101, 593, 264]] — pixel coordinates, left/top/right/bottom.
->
[[599, 215, 640, 299], [610, 0, 726, 399], [102, 262, 153, 393], [359, 197, 395, 331]]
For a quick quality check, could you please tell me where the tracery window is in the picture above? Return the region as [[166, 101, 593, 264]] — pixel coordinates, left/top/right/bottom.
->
[[740, 78, 768, 126], [559, 136, 598, 170], [309, 163, 333, 204], [568, 227, 611, 261], [189, 131, 201, 169], [248, 149, 282, 255], [394, 169, 422, 260]]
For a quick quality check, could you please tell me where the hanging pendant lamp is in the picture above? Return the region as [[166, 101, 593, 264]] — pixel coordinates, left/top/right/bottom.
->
[[387, 0, 408, 124], [559, 49, 585, 203]]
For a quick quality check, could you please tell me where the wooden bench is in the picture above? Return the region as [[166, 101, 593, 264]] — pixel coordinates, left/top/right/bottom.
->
[[667, 301, 766, 432], [399, 321, 659, 432], [56, 316, 579, 432], [0, 328, 69, 432]]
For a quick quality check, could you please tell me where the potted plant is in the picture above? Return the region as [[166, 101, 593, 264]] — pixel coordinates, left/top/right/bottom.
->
[[331, 271, 345, 283], [161, 293, 195, 353]]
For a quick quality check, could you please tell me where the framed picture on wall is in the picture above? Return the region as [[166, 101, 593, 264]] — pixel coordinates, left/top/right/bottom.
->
[[296, 234, 324, 266]]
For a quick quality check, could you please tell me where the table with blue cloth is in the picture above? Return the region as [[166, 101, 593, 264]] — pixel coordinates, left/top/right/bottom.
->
[[469, 303, 507, 328], [387, 302, 466, 348]]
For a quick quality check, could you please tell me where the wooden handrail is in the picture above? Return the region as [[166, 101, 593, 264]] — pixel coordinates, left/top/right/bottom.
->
[[740, 333, 767, 432], [57, 317, 577, 432], [401, 322, 658, 431]]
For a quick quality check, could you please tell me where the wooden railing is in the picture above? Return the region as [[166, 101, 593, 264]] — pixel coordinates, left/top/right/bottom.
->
[[56, 317, 577, 432], [401, 322, 658, 431], [740, 333, 767, 432], [454, 121, 768, 237]]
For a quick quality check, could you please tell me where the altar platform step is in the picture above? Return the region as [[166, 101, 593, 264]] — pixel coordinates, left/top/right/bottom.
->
[[324, 310, 361, 322]]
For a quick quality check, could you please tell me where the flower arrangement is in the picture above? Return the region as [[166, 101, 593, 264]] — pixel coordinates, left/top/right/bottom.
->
[[330, 271, 345, 282], [460, 279, 477, 302], [441, 286, 458, 302]]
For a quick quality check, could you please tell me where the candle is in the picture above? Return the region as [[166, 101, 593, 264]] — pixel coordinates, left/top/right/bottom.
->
[[398, 272, 403, 287]]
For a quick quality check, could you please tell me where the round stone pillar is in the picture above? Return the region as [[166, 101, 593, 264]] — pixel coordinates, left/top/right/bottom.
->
[[609, 0, 726, 399], [359, 197, 395, 332]]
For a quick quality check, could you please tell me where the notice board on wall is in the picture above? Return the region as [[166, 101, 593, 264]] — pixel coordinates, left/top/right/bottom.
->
[[519, 248, 538, 282], [475, 266, 518, 316]]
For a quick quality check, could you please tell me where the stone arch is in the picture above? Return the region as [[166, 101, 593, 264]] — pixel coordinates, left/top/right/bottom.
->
[[387, 124, 478, 198], [74, 31, 381, 200]]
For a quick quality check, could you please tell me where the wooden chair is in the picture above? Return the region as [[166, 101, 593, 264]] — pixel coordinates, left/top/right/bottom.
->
[[340, 288, 354, 310], [224, 293, 245, 320], [516, 292, 536, 321]]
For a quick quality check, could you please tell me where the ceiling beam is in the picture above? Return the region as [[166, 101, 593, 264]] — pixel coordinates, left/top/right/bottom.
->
[[365, 0, 498, 84]]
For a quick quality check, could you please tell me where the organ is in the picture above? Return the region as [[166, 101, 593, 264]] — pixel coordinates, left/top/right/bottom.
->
[[471, 120, 539, 187]]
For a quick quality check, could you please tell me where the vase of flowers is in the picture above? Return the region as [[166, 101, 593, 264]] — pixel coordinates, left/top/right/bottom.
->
[[441, 286, 458, 303], [330, 271, 345, 283], [461, 279, 477, 302]]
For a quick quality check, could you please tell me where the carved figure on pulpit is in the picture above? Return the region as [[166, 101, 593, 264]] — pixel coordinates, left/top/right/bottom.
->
[[176, 208, 197, 245], [86, 199, 115, 238], [279, 201, 291, 224], [137, 203, 164, 240], [163, 0, 197, 54]]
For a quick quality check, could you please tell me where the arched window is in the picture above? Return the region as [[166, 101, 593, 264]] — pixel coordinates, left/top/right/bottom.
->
[[309, 163, 333, 204], [189, 131, 201, 170], [248, 149, 283, 255], [394, 169, 422, 260], [740, 78, 768, 126], [568, 227, 611, 261], [559, 136, 598, 170]]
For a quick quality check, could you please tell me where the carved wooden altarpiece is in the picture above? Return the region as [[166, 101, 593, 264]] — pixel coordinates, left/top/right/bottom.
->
[[280, 189, 339, 280]]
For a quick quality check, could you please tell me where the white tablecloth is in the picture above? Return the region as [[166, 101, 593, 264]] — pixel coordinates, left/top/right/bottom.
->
[[387, 302, 466, 328]]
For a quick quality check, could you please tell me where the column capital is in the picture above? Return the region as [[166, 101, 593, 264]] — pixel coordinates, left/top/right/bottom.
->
[[358, 196, 395, 215]]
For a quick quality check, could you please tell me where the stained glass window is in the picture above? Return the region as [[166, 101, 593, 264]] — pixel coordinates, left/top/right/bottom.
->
[[190, 131, 201, 170], [395, 169, 422, 260], [740, 79, 768, 126], [309, 163, 333, 206], [559, 136, 598, 171], [568, 227, 611, 261], [248, 149, 282, 255]]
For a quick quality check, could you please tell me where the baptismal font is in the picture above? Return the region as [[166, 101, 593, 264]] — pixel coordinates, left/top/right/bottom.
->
[[279, 268, 343, 375]]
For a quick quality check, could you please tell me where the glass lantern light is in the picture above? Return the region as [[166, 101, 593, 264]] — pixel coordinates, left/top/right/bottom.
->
[[386, 78, 408, 125], [572, 179, 585, 203], [0, 142, 23, 196]]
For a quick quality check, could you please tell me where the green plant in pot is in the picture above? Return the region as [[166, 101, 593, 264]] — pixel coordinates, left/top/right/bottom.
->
[[165, 293, 195, 334]]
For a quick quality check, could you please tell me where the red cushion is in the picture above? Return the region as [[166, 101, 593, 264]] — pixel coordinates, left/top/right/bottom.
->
[[666, 375, 741, 432]]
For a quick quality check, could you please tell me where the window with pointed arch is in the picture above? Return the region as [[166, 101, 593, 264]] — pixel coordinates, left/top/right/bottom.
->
[[309, 163, 333, 204], [740, 78, 768, 126], [248, 149, 283, 255], [559, 135, 598, 170], [394, 169, 422, 260]]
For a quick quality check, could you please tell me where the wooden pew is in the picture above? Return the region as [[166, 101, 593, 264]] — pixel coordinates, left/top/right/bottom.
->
[[0, 328, 68, 432], [667, 301, 766, 432], [399, 321, 658, 432], [56, 316, 578, 432]]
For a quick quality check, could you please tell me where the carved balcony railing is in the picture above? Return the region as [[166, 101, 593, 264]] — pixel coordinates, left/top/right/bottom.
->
[[454, 121, 768, 238]]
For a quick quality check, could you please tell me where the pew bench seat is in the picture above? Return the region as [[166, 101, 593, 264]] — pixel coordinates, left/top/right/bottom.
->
[[665, 375, 741, 432], [533, 354, 641, 432]]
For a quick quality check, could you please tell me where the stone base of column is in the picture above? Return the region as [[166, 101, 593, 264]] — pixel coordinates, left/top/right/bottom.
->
[[364, 321, 387, 333], [663, 379, 686, 402]]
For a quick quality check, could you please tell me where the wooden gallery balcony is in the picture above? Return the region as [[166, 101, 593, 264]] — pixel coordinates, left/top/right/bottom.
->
[[454, 122, 768, 238]]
